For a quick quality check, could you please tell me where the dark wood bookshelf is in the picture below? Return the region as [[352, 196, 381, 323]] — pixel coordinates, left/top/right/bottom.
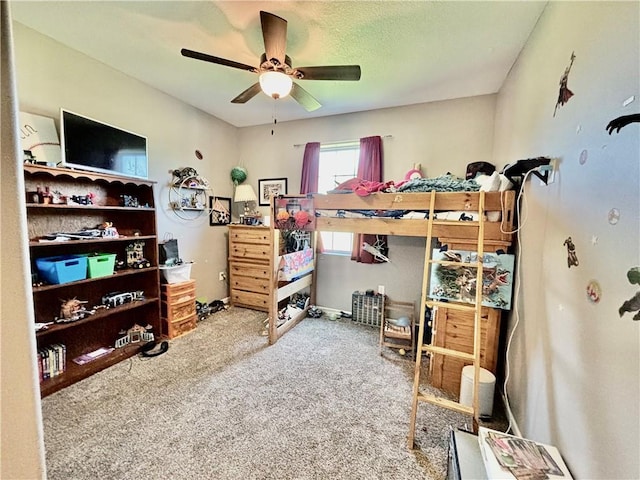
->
[[24, 164, 162, 397]]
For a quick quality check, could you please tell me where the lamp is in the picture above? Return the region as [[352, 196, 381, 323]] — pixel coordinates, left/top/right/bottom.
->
[[234, 184, 257, 216], [259, 71, 293, 99]]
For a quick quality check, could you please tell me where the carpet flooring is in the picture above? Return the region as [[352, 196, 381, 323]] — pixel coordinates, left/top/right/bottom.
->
[[41, 307, 480, 480]]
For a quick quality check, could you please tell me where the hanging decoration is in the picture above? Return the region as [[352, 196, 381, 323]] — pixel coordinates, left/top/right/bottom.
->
[[579, 149, 588, 165], [230, 166, 248, 185], [563, 237, 579, 268], [586, 280, 601, 304], [554, 52, 576, 117]]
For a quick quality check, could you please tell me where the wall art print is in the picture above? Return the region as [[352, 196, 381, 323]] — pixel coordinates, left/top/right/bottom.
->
[[258, 178, 287, 206], [429, 249, 515, 310], [209, 196, 231, 226]]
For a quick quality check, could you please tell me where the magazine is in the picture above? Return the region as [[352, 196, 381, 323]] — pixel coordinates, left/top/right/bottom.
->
[[478, 427, 573, 479]]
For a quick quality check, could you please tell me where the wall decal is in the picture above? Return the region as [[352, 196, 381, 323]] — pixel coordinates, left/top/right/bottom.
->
[[591, 235, 599, 245], [554, 52, 576, 117], [620, 292, 640, 320], [619, 267, 640, 321], [627, 267, 640, 285], [563, 237, 579, 268], [608, 208, 620, 225], [586, 280, 601, 303], [606, 113, 640, 134], [579, 149, 588, 165]]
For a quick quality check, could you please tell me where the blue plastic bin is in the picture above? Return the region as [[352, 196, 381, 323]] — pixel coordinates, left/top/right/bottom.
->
[[36, 255, 88, 285]]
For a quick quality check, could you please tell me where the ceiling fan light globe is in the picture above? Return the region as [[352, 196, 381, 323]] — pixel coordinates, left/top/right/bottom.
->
[[259, 71, 292, 99]]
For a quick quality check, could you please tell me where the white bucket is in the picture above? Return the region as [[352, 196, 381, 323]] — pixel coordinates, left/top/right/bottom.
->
[[159, 263, 193, 284], [459, 365, 496, 418]]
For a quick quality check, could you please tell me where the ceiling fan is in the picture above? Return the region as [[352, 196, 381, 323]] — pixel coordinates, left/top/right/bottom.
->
[[181, 11, 361, 112]]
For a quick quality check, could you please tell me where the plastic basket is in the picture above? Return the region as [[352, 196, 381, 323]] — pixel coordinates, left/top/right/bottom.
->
[[35, 255, 87, 285], [86, 253, 116, 278], [159, 263, 193, 284]]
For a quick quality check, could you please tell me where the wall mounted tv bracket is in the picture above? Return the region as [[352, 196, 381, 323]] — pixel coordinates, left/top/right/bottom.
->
[[502, 157, 552, 186]]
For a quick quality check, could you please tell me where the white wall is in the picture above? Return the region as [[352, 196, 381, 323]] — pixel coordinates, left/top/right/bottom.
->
[[493, 2, 639, 478], [239, 95, 497, 310], [12, 23, 239, 303], [1, 3, 46, 478]]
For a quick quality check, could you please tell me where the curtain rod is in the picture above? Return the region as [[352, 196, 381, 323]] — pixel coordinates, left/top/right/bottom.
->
[[293, 134, 393, 148]]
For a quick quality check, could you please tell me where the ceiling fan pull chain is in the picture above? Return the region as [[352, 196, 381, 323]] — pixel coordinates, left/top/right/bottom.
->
[[271, 101, 278, 136]]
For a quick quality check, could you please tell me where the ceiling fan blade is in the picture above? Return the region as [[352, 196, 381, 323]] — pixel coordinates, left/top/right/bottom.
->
[[290, 83, 321, 112], [294, 65, 361, 81], [231, 83, 263, 104], [260, 11, 287, 66], [181, 48, 257, 73]]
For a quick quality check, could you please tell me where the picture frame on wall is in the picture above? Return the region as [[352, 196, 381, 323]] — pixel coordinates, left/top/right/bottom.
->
[[209, 196, 231, 226], [258, 178, 288, 206]]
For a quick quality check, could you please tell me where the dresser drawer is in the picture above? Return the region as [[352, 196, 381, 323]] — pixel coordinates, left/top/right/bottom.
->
[[229, 226, 270, 245], [229, 262, 270, 280], [230, 275, 270, 294], [229, 242, 271, 261], [162, 314, 197, 339], [161, 280, 196, 302], [230, 289, 269, 311], [161, 296, 196, 323]]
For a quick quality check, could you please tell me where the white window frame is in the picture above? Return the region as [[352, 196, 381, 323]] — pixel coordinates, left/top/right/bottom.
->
[[317, 142, 359, 255]]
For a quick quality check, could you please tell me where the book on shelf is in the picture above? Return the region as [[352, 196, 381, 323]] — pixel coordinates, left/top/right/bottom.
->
[[72, 347, 114, 365], [37, 343, 66, 382], [478, 427, 573, 479]]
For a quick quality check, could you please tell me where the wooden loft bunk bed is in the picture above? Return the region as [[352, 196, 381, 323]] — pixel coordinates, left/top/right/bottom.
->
[[267, 189, 515, 331], [312, 190, 515, 246], [267, 189, 517, 445]]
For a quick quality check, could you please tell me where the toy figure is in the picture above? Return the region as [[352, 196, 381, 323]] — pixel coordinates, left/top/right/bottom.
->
[[563, 237, 579, 268], [554, 52, 575, 117]]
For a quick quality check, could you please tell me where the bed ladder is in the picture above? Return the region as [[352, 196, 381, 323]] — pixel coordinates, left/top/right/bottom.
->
[[407, 190, 486, 449]]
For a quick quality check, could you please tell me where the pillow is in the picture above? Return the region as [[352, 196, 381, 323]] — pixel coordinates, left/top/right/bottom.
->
[[498, 174, 513, 191], [475, 172, 501, 192]]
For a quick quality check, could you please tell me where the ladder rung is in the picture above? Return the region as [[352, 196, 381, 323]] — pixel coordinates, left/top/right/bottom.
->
[[417, 393, 474, 415], [422, 345, 475, 361], [426, 300, 477, 312]]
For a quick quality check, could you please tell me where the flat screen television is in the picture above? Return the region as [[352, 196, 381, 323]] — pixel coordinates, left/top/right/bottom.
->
[[60, 109, 148, 178]]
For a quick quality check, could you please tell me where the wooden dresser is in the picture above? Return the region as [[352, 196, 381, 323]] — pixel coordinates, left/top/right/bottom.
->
[[430, 304, 501, 395], [161, 280, 197, 339], [228, 225, 273, 312]]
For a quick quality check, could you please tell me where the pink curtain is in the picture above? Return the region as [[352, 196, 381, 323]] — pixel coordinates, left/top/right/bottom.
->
[[352, 136, 386, 263], [357, 136, 383, 181], [300, 142, 323, 252], [300, 142, 320, 194]]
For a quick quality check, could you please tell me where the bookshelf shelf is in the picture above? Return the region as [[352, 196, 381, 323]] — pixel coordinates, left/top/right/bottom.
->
[[36, 298, 159, 337]]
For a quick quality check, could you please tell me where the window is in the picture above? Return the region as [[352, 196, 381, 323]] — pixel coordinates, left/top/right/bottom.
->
[[317, 143, 359, 254]]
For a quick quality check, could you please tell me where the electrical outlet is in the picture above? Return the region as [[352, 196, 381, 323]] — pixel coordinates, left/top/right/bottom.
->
[[218, 271, 227, 281], [539, 159, 557, 185]]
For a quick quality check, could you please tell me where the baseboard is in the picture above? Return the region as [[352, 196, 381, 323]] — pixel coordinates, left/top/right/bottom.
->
[[500, 391, 522, 437]]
